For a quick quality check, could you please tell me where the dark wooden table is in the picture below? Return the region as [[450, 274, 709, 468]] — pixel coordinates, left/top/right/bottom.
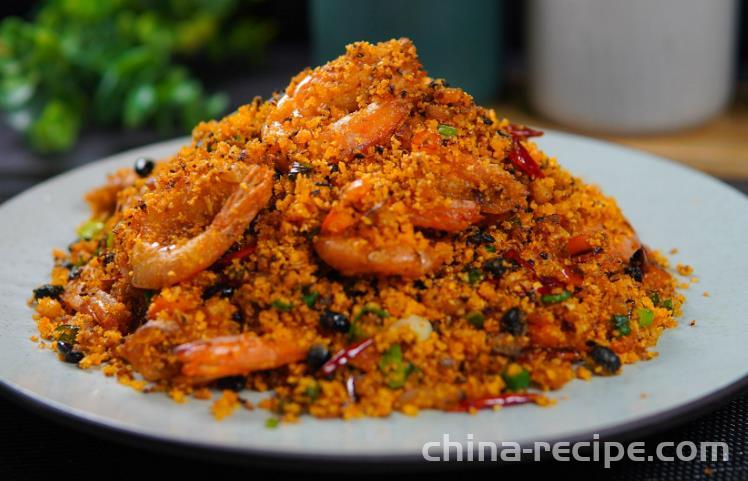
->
[[2, 49, 747, 479]]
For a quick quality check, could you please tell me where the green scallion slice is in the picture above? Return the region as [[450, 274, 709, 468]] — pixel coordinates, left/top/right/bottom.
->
[[637, 307, 655, 327], [271, 299, 294, 312], [541, 291, 572, 304], [77, 219, 105, 240], [466, 311, 486, 328], [611, 314, 631, 336], [437, 124, 458, 137]]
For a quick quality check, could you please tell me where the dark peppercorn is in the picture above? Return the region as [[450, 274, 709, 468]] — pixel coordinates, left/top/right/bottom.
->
[[320, 310, 351, 333], [501, 307, 526, 336], [67, 266, 82, 281], [33, 284, 64, 300], [101, 252, 115, 265], [134, 157, 155, 177], [57, 341, 84, 364], [467, 230, 495, 245], [288, 161, 313, 180], [482, 117, 493, 125], [625, 265, 643, 282], [215, 376, 246, 391], [306, 344, 331, 370], [202, 284, 234, 300], [483, 257, 506, 278], [624, 248, 647, 282], [374, 145, 385, 154], [590, 345, 621, 373], [539, 252, 549, 260]]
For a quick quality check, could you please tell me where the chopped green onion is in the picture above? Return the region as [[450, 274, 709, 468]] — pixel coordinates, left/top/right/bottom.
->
[[348, 322, 367, 342], [77, 219, 105, 240], [467, 268, 483, 285], [541, 291, 572, 304], [649, 292, 673, 311], [301, 291, 319, 308], [502, 366, 531, 391], [437, 124, 458, 137], [304, 383, 320, 401], [379, 344, 414, 389], [466, 311, 486, 328], [354, 304, 389, 321], [637, 307, 655, 327], [271, 299, 294, 312], [54, 324, 79, 344], [106, 230, 114, 249], [485, 245, 496, 253], [611, 314, 631, 336], [265, 418, 280, 429], [649, 291, 661, 307]]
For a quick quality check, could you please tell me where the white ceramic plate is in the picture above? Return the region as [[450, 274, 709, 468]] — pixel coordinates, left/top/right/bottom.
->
[[1, 132, 747, 464]]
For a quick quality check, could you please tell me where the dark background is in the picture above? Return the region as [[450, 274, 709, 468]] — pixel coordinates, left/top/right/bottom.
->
[[1, 2, 747, 479]]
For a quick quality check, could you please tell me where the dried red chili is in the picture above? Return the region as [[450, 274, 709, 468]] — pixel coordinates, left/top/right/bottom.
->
[[508, 140, 545, 179], [506, 124, 544, 139], [320, 338, 374, 376], [451, 393, 541, 412], [505, 249, 583, 294], [567, 235, 594, 257], [217, 244, 256, 265]]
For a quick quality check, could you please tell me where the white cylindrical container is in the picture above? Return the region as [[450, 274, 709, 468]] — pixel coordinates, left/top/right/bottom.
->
[[528, 0, 739, 134]]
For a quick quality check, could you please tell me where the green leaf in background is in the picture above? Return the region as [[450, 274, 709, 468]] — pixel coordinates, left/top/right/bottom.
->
[[0, 76, 35, 110], [0, 0, 274, 153], [124, 83, 157, 128], [27, 100, 81, 153]]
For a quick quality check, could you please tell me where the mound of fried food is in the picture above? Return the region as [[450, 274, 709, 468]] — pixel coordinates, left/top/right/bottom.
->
[[32, 39, 682, 421]]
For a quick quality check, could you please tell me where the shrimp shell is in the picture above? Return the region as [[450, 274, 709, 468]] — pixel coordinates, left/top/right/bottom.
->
[[130, 164, 273, 289]]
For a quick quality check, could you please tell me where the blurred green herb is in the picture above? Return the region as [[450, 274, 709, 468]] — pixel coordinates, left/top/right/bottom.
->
[[0, 0, 275, 153]]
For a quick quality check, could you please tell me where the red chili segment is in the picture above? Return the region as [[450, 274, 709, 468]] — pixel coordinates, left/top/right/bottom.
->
[[508, 140, 544, 179], [559, 266, 584, 286], [505, 249, 583, 294], [320, 338, 374, 376], [506, 124, 544, 139], [451, 393, 541, 412], [218, 244, 256, 265], [504, 249, 535, 273], [567, 235, 594, 257]]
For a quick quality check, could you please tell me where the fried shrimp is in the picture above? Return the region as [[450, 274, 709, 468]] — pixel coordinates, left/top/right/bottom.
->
[[313, 235, 452, 278], [262, 38, 420, 165], [318, 99, 411, 160], [314, 177, 455, 276], [130, 164, 273, 289], [175, 333, 307, 381]]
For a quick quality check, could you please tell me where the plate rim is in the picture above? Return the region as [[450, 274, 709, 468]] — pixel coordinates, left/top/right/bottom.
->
[[3, 374, 747, 466], [2, 131, 747, 464]]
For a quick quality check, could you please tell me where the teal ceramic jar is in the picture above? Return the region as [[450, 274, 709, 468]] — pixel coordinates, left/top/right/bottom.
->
[[310, 0, 503, 103]]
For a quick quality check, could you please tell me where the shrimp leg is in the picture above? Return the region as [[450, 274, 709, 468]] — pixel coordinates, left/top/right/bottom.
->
[[130, 165, 273, 289]]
